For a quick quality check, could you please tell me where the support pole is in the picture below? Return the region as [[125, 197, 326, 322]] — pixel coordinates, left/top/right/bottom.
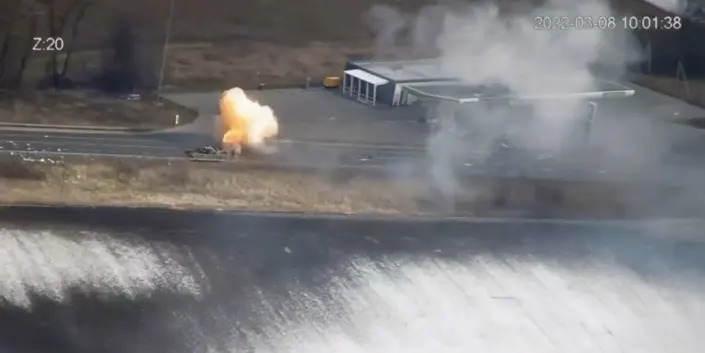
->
[[585, 101, 597, 147], [157, 0, 175, 100], [646, 39, 652, 75], [357, 79, 361, 100], [676, 60, 691, 99]]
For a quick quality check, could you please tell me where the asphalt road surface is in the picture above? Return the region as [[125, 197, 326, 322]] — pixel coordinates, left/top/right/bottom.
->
[[1, 125, 703, 187], [1, 84, 705, 184], [0, 206, 703, 353], [0, 128, 638, 183], [0, 129, 210, 159]]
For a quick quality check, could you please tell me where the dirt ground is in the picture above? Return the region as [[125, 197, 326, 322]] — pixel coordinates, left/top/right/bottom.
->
[[0, 154, 693, 219]]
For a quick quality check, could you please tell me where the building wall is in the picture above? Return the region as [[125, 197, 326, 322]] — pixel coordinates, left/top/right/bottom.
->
[[343, 60, 462, 106], [375, 82, 397, 105], [344, 61, 398, 105]]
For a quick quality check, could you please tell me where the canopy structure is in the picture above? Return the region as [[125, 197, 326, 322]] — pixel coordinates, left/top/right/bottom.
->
[[399, 80, 635, 105], [343, 69, 389, 106]]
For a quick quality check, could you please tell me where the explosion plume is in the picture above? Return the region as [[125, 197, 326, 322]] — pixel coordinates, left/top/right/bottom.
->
[[218, 87, 279, 151]]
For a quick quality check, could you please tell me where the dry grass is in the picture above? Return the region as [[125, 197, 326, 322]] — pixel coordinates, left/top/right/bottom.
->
[[0, 155, 682, 219], [164, 41, 378, 91], [0, 157, 433, 214], [0, 90, 197, 128]]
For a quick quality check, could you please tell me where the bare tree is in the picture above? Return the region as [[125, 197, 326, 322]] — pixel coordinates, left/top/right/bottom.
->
[[0, 0, 24, 82], [0, 0, 45, 88], [38, 0, 58, 87], [14, 10, 39, 88], [59, 0, 92, 77], [37, 0, 95, 88]]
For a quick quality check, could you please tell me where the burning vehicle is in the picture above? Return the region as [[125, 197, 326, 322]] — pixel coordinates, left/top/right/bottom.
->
[[186, 87, 279, 161]]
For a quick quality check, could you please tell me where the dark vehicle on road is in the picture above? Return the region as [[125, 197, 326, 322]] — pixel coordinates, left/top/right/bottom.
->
[[184, 145, 233, 160], [185, 146, 219, 156]]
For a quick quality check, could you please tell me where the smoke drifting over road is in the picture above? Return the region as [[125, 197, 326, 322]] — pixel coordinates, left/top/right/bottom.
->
[[366, 0, 643, 199]]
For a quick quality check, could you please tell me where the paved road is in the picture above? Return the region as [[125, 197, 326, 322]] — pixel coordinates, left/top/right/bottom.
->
[[0, 206, 703, 353], [165, 86, 705, 175], [0, 128, 646, 183], [1, 84, 705, 185], [0, 126, 701, 187], [0, 129, 210, 158]]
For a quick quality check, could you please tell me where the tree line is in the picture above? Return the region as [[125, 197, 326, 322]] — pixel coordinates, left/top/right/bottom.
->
[[0, 0, 153, 92], [0, 0, 98, 89]]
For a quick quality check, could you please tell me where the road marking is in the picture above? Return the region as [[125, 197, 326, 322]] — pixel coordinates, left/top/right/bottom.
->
[[0, 140, 178, 152], [0, 133, 427, 152], [0, 132, 167, 145], [277, 139, 425, 151], [0, 150, 397, 173], [0, 149, 183, 160], [0, 122, 143, 131]]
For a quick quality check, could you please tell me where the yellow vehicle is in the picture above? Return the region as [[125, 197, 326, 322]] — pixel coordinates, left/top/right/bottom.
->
[[323, 76, 341, 88]]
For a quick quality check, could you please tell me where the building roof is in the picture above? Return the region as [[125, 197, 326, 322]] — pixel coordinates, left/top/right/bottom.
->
[[401, 80, 636, 104], [351, 59, 454, 82], [344, 69, 389, 86]]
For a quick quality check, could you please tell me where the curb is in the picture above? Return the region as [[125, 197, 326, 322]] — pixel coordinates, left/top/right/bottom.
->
[[0, 122, 153, 133]]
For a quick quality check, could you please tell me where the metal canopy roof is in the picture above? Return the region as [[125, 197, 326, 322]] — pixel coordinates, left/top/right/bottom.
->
[[352, 59, 452, 82], [401, 80, 635, 104], [344, 69, 389, 86]]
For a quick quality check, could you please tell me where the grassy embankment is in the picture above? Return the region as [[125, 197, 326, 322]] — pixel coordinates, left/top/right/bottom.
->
[[0, 154, 687, 219]]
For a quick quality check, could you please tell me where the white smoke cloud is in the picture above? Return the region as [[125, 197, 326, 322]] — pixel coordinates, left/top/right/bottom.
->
[[364, 5, 410, 57], [366, 0, 644, 202]]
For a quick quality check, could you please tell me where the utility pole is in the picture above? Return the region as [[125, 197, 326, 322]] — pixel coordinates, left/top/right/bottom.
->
[[157, 0, 175, 100], [646, 39, 652, 75], [584, 101, 597, 147]]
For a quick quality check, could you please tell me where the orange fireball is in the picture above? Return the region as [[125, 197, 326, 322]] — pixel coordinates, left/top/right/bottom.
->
[[218, 87, 279, 149]]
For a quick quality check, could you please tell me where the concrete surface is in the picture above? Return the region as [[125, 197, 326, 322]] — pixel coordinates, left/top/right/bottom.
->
[[164, 88, 432, 146], [0, 206, 702, 353]]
